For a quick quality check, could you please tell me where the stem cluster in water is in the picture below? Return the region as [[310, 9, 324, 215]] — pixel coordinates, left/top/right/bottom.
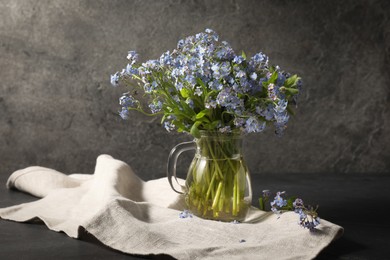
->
[[185, 132, 251, 221]]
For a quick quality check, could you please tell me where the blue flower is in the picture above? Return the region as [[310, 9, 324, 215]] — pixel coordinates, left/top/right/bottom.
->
[[274, 99, 288, 113], [160, 51, 172, 65], [205, 28, 219, 41], [216, 41, 235, 60], [149, 100, 163, 114], [143, 83, 154, 93], [293, 198, 304, 210], [262, 190, 271, 198], [142, 60, 160, 70], [271, 191, 287, 208], [187, 57, 199, 71], [251, 52, 268, 65], [216, 88, 243, 113], [172, 67, 185, 78], [274, 122, 288, 136], [196, 45, 206, 56], [194, 87, 203, 96], [126, 51, 139, 64], [119, 107, 129, 120], [195, 32, 206, 42], [274, 112, 289, 124], [205, 99, 217, 109], [276, 72, 286, 86], [259, 77, 267, 86], [184, 74, 196, 86], [256, 105, 274, 121], [204, 28, 213, 33], [244, 117, 266, 133], [270, 191, 287, 218], [125, 63, 139, 76], [219, 125, 232, 133], [299, 212, 320, 231], [293, 199, 321, 231], [137, 66, 151, 77], [179, 210, 193, 218], [226, 76, 235, 86], [110, 72, 120, 87], [233, 55, 245, 64], [233, 117, 245, 127], [185, 98, 194, 109], [164, 121, 175, 132], [235, 70, 246, 79], [119, 94, 137, 107], [220, 62, 231, 78], [250, 72, 257, 81], [211, 62, 220, 72], [274, 107, 289, 136], [208, 80, 223, 91], [175, 81, 184, 91], [177, 39, 185, 49]]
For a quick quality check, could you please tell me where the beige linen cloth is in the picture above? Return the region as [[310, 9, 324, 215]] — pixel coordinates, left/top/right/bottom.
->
[[0, 154, 343, 260]]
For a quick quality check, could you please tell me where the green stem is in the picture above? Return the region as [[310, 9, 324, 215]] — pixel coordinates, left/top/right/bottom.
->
[[205, 171, 216, 200], [212, 181, 223, 210], [127, 107, 163, 117], [205, 140, 224, 179], [236, 170, 240, 214], [233, 175, 237, 215]]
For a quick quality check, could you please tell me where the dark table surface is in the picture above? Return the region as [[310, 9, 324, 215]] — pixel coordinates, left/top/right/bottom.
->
[[1, 172, 389, 259]]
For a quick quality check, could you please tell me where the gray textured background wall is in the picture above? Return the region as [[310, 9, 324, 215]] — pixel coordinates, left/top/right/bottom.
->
[[0, 0, 389, 180]]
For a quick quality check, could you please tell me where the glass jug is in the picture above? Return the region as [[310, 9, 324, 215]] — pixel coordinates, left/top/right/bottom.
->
[[167, 131, 252, 222]]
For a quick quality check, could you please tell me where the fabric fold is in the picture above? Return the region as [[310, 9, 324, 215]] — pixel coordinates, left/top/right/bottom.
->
[[0, 154, 343, 260]]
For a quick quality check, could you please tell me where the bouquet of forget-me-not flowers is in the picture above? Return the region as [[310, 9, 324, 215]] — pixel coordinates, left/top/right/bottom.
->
[[110, 28, 302, 138]]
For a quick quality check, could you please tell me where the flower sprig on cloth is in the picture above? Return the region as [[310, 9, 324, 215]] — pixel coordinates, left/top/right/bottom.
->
[[179, 210, 193, 219], [110, 29, 302, 137], [259, 190, 320, 231]]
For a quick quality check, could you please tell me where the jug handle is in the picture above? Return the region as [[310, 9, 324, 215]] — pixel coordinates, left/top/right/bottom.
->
[[167, 140, 196, 194]]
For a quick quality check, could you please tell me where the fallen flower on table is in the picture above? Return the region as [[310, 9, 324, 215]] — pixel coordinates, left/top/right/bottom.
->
[[293, 198, 320, 231], [259, 190, 320, 231], [179, 210, 193, 219]]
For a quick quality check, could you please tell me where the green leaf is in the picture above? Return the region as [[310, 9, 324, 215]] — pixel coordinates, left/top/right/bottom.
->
[[180, 88, 190, 98], [160, 114, 166, 124], [190, 122, 201, 138], [209, 120, 221, 130], [195, 109, 208, 119], [259, 197, 265, 211], [204, 90, 217, 104], [179, 100, 196, 117], [172, 120, 187, 132], [269, 71, 278, 83], [241, 50, 247, 60], [281, 196, 297, 211], [280, 87, 299, 95], [286, 105, 295, 116], [196, 77, 206, 89], [285, 75, 298, 87]]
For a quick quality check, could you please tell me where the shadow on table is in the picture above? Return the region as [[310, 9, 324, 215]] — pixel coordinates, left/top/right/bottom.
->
[[315, 236, 366, 259]]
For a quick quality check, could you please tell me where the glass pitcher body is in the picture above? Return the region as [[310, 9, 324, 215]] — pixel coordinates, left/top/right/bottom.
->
[[167, 131, 252, 221]]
